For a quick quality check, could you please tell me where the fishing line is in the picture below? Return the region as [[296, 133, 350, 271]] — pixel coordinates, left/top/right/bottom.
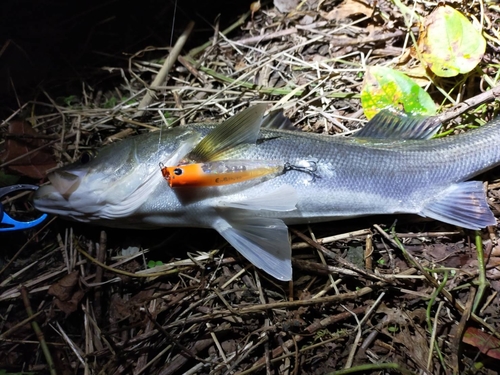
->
[[170, 0, 178, 47], [157, 109, 168, 153], [158, 0, 178, 154]]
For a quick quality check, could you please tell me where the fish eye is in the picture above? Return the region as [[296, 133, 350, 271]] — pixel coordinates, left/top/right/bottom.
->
[[80, 151, 95, 164], [174, 168, 183, 176]]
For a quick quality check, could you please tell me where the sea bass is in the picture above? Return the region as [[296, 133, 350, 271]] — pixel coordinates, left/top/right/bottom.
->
[[34, 104, 499, 280]]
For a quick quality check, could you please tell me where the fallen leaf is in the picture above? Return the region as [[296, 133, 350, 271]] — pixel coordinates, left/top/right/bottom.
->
[[274, 0, 299, 13], [417, 4, 486, 77], [48, 271, 85, 315], [361, 66, 436, 119], [0, 120, 57, 179], [320, 0, 372, 21], [463, 327, 500, 360], [250, 0, 261, 19], [377, 304, 429, 369], [398, 64, 432, 87]]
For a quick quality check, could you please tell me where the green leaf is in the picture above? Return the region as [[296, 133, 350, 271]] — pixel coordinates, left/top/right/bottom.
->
[[103, 96, 118, 108], [361, 66, 436, 119], [417, 4, 486, 77], [63, 95, 77, 106], [147, 260, 163, 268], [0, 171, 20, 186]]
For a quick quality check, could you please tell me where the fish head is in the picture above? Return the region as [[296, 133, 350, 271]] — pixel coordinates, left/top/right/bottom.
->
[[33, 128, 202, 223]]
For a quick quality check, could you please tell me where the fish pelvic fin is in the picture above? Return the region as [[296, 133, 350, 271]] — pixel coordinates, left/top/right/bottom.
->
[[419, 181, 496, 230], [185, 104, 268, 162], [217, 184, 298, 211], [355, 108, 442, 140], [212, 185, 299, 280], [213, 217, 292, 281]]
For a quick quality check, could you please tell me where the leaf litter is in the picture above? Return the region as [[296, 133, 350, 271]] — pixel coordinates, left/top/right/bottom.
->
[[1, 0, 500, 374]]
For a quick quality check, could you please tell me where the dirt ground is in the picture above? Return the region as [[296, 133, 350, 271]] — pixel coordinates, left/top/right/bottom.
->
[[1, 0, 500, 374]]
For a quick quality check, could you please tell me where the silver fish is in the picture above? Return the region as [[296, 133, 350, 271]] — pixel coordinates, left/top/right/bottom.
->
[[34, 104, 498, 280]]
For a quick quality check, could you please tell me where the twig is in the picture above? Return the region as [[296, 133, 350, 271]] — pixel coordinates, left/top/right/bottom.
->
[[292, 228, 371, 249], [438, 84, 500, 123], [344, 292, 385, 368], [451, 287, 476, 374], [291, 228, 388, 283], [473, 230, 489, 313], [0, 310, 44, 339], [75, 240, 192, 277], [135, 21, 194, 117], [232, 27, 298, 46], [188, 11, 250, 57], [379, 225, 500, 340], [21, 287, 57, 375]]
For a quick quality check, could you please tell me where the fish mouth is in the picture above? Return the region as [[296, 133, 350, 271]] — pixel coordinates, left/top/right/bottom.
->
[[47, 170, 84, 198], [33, 184, 67, 214], [33, 169, 87, 214]]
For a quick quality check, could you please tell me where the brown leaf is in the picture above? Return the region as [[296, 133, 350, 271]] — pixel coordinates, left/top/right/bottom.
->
[[274, 0, 299, 13], [320, 0, 372, 21], [48, 271, 85, 315], [0, 120, 57, 179], [250, 0, 261, 18], [463, 327, 500, 360]]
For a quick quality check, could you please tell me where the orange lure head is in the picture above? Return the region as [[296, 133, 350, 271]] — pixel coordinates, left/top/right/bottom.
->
[[160, 164, 206, 187]]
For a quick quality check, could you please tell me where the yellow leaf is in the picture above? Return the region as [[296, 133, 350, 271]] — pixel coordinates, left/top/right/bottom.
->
[[417, 5, 486, 77]]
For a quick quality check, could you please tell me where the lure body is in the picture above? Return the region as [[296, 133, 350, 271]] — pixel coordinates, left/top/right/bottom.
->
[[161, 160, 285, 187]]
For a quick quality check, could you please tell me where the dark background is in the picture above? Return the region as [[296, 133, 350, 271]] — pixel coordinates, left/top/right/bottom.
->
[[0, 0, 250, 110]]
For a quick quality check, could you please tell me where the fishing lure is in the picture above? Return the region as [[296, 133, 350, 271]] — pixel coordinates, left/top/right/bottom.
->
[[161, 160, 285, 187]]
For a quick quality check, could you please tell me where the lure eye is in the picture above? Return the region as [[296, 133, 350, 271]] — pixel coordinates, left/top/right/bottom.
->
[[173, 168, 183, 176]]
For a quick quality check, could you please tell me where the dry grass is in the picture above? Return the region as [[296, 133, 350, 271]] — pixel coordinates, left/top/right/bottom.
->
[[1, 0, 500, 374]]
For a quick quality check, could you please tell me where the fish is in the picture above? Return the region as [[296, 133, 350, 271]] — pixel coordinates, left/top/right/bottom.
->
[[33, 104, 499, 281], [160, 160, 286, 187]]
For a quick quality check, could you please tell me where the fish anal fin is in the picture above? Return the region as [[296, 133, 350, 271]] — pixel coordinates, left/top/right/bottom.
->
[[214, 217, 292, 281], [420, 181, 496, 230], [355, 108, 441, 140]]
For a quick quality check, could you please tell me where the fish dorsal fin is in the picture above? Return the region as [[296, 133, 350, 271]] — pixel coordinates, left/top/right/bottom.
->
[[419, 181, 496, 229], [355, 108, 442, 140], [186, 104, 268, 162], [261, 110, 298, 131], [213, 217, 292, 280]]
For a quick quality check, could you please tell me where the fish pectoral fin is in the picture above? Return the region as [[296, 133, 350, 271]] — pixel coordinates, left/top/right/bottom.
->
[[213, 217, 292, 281], [218, 185, 298, 211], [419, 181, 496, 230], [355, 108, 441, 140], [186, 104, 268, 162], [162, 131, 203, 166]]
